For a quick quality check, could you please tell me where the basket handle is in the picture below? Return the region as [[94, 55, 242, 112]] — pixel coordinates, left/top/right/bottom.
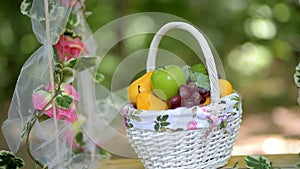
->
[[146, 22, 220, 104]]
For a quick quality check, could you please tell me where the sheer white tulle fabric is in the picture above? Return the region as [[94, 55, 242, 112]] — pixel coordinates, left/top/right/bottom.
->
[[1, 0, 103, 168]]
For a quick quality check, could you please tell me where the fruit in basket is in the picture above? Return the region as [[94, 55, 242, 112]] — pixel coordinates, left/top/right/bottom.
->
[[200, 96, 211, 105], [151, 65, 186, 100], [136, 91, 168, 110], [128, 71, 153, 104], [179, 82, 203, 108], [168, 95, 181, 109], [199, 87, 210, 98], [218, 79, 233, 97], [199, 87, 211, 105]]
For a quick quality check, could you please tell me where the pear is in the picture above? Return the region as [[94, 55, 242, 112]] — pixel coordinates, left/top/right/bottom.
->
[[128, 71, 153, 104]]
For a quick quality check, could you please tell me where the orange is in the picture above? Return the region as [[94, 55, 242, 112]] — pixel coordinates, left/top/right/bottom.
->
[[218, 79, 233, 98], [203, 96, 211, 105], [136, 91, 168, 110]]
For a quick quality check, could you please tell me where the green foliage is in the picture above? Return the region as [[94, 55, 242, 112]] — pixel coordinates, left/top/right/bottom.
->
[[20, 0, 55, 21], [20, 0, 33, 17], [20, 114, 36, 139], [94, 71, 105, 84], [191, 64, 208, 75], [245, 155, 274, 169], [0, 150, 24, 169], [244, 154, 300, 169], [74, 56, 100, 72], [55, 95, 73, 109], [191, 72, 210, 90]]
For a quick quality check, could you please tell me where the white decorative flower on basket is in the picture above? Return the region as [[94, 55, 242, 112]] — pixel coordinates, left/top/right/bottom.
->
[[123, 22, 243, 169]]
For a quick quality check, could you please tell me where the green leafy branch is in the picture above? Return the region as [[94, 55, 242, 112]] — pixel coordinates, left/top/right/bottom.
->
[[233, 154, 300, 169], [0, 150, 24, 169]]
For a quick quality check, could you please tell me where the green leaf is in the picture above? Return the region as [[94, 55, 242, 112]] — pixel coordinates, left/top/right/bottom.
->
[[191, 63, 208, 75], [154, 124, 160, 131], [94, 71, 105, 84], [75, 131, 84, 146], [20, 0, 55, 21], [63, 67, 76, 83], [156, 116, 162, 122], [193, 72, 210, 90], [20, 0, 33, 17], [244, 155, 272, 169], [65, 59, 77, 69], [75, 56, 100, 72], [97, 147, 111, 159], [55, 95, 73, 109], [161, 115, 169, 122], [68, 12, 80, 27], [161, 122, 170, 127], [160, 126, 166, 131], [0, 150, 25, 169], [20, 115, 35, 139]]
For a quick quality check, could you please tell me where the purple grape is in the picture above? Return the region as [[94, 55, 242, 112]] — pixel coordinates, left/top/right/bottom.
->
[[199, 87, 210, 98], [182, 99, 195, 108], [200, 97, 206, 104], [191, 92, 201, 104], [180, 85, 191, 99], [188, 82, 198, 92], [168, 95, 181, 109]]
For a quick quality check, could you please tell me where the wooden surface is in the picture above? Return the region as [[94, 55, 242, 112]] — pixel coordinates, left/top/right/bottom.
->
[[98, 154, 299, 169]]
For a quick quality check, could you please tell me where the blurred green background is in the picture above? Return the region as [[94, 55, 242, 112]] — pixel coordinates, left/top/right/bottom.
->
[[0, 0, 299, 167]]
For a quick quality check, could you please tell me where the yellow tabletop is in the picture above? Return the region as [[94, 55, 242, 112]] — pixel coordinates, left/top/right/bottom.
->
[[98, 154, 299, 169]]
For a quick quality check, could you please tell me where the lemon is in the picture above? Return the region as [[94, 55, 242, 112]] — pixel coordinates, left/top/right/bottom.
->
[[218, 79, 233, 98]]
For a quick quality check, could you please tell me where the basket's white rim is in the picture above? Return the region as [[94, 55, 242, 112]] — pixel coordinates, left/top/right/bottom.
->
[[146, 22, 220, 106]]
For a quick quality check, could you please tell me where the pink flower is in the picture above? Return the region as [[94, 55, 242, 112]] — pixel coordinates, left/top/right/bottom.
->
[[187, 120, 198, 130], [32, 90, 52, 111], [60, 0, 77, 7], [54, 35, 88, 62], [32, 83, 80, 122]]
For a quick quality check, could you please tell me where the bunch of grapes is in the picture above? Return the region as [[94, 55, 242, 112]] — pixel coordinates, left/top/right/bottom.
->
[[168, 82, 210, 108]]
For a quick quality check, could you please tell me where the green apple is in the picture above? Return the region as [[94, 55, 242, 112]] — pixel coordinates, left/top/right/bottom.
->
[[151, 65, 186, 100]]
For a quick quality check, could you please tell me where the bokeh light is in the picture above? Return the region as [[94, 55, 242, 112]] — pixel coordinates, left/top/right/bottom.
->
[[226, 42, 273, 76]]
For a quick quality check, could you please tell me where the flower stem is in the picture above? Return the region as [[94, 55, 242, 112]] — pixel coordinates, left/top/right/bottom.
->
[[25, 93, 58, 169], [25, 118, 47, 169]]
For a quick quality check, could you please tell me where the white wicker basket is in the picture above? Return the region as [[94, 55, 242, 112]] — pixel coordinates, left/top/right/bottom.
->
[[124, 22, 242, 169]]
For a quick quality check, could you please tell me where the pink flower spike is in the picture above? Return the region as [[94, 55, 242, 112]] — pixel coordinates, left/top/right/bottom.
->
[[32, 90, 52, 111]]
